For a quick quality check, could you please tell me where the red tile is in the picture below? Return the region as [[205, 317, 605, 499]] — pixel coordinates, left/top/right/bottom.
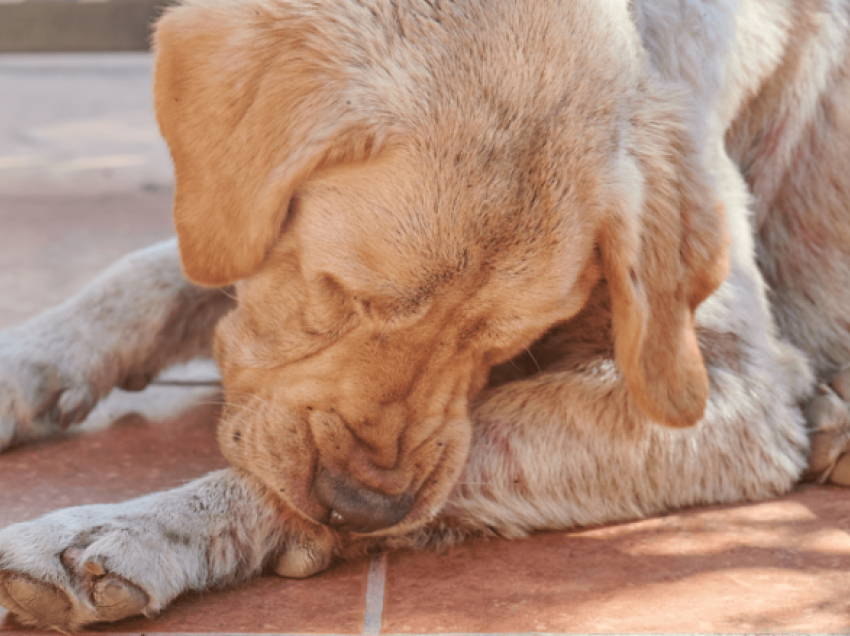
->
[[383, 486, 850, 633]]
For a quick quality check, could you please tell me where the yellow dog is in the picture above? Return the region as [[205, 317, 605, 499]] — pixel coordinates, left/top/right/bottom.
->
[[1, 0, 849, 630]]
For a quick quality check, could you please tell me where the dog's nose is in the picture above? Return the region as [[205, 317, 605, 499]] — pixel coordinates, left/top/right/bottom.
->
[[313, 468, 414, 533]]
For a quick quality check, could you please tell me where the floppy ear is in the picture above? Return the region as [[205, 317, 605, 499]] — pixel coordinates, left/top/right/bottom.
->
[[153, 3, 382, 286], [600, 92, 729, 428]]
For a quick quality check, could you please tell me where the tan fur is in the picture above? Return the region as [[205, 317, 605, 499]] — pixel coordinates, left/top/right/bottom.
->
[[2, 0, 850, 631], [154, 0, 734, 534]]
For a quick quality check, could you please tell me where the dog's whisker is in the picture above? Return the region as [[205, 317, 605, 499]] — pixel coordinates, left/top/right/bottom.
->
[[525, 347, 543, 374], [193, 397, 272, 423], [150, 379, 222, 387], [217, 286, 238, 303]]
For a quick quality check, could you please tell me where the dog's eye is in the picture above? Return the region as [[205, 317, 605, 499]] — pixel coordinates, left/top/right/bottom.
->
[[301, 274, 360, 339], [280, 195, 300, 237], [316, 274, 347, 307]]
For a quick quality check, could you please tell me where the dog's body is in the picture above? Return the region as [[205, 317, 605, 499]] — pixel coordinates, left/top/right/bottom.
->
[[2, 0, 850, 631]]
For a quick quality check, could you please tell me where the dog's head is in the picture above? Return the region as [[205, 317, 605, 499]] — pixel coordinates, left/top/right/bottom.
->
[[154, 0, 728, 535]]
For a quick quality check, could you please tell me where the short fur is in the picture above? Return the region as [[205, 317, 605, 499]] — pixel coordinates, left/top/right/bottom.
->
[[1, 0, 849, 631]]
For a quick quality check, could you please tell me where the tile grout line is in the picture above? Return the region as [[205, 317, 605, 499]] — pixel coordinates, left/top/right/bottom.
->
[[362, 553, 388, 635]]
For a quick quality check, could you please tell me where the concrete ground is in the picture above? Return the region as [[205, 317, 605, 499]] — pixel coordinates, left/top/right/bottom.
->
[[2, 53, 850, 635]]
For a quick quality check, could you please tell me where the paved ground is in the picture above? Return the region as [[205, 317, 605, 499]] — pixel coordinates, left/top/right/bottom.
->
[[2, 53, 850, 635], [0, 53, 172, 200]]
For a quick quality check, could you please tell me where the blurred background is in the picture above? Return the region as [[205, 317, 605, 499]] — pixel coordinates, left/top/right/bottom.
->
[[0, 0, 175, 325], [0, 0, 171, 54], [0, 0, 218, 429]]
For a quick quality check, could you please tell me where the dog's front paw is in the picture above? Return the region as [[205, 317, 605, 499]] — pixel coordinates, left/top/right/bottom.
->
[[0, 323, 103, 452], [804, 365, 850, 485], [0, 470, 339, 632], [0, 505, 164, 632]]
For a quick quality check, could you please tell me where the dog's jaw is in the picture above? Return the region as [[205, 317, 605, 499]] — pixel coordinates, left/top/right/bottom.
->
[[216, 386, 476, 536]]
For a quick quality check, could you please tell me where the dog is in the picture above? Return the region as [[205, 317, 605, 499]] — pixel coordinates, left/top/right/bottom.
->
[[1, 0, 850, 631]]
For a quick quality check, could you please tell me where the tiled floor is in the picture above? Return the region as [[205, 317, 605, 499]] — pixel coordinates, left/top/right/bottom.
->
[[2, 53, 850, 636]]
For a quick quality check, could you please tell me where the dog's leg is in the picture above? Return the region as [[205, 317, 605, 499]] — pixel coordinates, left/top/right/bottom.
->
[[0, 468, 335, 632], [0, 239, 234, 450], [428, 346, 811, 542]]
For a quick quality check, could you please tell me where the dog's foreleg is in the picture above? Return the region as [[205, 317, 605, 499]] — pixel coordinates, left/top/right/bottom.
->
[[0, 468, 335, 632], [0, 239, 234, 449]]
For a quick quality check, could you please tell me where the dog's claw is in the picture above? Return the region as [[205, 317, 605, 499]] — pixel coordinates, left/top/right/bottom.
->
[[83, 560, 106, 577], [60, 548, 84, 570]]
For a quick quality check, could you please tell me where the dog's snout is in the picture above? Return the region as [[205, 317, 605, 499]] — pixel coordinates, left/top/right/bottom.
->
[[313, 469, 413, 533]]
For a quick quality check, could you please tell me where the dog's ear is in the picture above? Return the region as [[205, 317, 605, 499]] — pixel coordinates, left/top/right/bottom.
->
[[153, 4, 382, 286], [600, 93, 729, 428]]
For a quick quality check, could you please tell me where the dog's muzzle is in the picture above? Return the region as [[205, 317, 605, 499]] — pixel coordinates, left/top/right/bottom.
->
[[313, 469, 415, 533]]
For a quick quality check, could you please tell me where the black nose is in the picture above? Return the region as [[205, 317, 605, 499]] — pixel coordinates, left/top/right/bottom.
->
[[313, 469, 414, 533]]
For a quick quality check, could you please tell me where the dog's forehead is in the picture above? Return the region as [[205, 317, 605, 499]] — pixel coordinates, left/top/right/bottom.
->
[[288, 18, 635, 305], [286, 152, 597, 323]]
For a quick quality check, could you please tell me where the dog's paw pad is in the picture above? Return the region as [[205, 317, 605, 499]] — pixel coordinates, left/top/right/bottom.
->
[[274, 535, 334, 579], [2, 573, 72, 628], [92, 575, 148, 621]]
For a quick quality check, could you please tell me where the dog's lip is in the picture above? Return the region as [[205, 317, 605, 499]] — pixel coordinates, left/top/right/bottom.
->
[[313, 506, 384, 533], [327, 510, 347, 526], [323, 508, 371, 533]]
